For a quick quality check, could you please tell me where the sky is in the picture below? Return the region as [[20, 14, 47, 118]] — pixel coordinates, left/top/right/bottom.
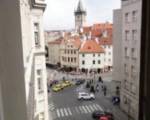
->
[[43, 0, 121, 30]]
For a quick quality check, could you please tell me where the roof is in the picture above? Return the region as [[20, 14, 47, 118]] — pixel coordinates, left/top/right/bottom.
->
[[98, 37, 112, 45], [83, 26, 92, 34], [48, 38, 62, 45], [75, 0, 86, 14], [77, 0, 83, 11], [79, 40, 105, 53]]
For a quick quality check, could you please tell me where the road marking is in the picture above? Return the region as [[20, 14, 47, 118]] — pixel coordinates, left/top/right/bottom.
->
[[60, 108, 64, 117], [63, 108, 68, 116], [79, 106, 84, 113], [48, 103, 55, 110], [89, 105, 95, 111], [75, 106, 80, 114], [67, 108, 72, 116], [93, 104, 99, 110], [95, 104, 103, 111], [56, 109, 61, 118], [85, 105, 91, 113], [82, 106, 88, 113]]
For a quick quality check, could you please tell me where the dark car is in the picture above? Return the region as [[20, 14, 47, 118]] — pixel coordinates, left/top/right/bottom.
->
[[92, 110, 114, 120], [92, 110, 106, 119], [75, 79, 85, 85]]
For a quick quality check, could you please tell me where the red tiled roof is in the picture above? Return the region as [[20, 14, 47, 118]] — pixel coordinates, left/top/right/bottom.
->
[[79, 40, 105, 53], [83, 26, 92, 34], [98, 37, 112, 45]]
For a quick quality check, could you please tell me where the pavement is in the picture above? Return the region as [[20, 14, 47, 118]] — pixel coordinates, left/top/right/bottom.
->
[[47, 68, 128, 120]]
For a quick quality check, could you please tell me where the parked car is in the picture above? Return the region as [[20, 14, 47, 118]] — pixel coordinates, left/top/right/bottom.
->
[[61, 80, 72, 87], [78, 92, 95, 100], [52, 84, 64, 92], [92, 110, 114, 120], [75, 79, 85, 85]]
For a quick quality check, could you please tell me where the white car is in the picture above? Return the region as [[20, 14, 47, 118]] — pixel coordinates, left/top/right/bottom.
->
[[78, 92, 95, 100]]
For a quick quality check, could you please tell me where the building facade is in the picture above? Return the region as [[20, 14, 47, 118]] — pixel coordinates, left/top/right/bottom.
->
[[48, 39, 62, 65], [60, 37, 80, 71], [79, 40, 105, 72], [113, 0, 142, 119], [0, 0, 49, 120], [113, 9, 123, 83]]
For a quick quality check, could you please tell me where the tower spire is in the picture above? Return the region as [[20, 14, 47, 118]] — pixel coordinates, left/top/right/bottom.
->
[[74, 0, 87, 33], [77, 0, 84, 12]]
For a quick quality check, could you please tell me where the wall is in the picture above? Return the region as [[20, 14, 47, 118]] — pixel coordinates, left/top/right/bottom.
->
[[113, 9, 123, 82], [0, 0, 27, 119], [79, 53, 105, 70]]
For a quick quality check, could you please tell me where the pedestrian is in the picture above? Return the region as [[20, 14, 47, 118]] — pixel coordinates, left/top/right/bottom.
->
[[96, 84, 99, 92]]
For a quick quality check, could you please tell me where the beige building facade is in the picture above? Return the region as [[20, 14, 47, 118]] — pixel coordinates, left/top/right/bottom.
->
[[60, 38, 80, 71]]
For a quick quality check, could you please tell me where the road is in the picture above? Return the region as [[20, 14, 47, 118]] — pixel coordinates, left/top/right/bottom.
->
[[47, 68, 128, 120]]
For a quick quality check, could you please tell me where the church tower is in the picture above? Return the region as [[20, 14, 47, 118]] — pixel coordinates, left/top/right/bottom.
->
[[74, 0, 87, 33]]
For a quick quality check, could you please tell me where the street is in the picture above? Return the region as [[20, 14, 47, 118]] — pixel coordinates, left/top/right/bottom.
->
[[47, 68, 128, 120]]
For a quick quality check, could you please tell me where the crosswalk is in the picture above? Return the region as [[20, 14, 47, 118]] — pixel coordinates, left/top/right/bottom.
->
[[48, 103, 55, 111], [52, 103, 103, 119]]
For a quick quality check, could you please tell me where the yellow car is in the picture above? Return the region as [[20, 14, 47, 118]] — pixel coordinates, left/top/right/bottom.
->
[[52, 84, 63, 92], [61, 82, 69, 87], [63, 80, 72, 87]]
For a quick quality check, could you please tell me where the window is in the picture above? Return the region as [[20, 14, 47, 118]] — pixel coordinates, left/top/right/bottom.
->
[[131, 65, 136, 74], [38, 78, 42, 90], [125, 30, 130, 41], [93, 60, 95, 64], [74, 50, 76, 54], [71, 50, 73, 54], [125, 47, 130, 57], [74, 58, 76, 62], [37, 69, 41, 76], [34, 23, 40, 46], [82, 54, 85, 57], [132, 10, 137, 22], [68, 57, 70, 62], [131, 48, 136, 59], [71, 58, 73, 62], [98, 60, 101, 64], [124, 64, 128, 74], [109, 52, 111, 55], [82, 60, 85, 65], [37, 69, 43, 93], [131, 83, 136, 94], [93, 54, 95, 57], [125, 12, 130, 23], [109, 59, 111, 62], [98, 54, 100, 57], [132, 30, 137, 41]]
